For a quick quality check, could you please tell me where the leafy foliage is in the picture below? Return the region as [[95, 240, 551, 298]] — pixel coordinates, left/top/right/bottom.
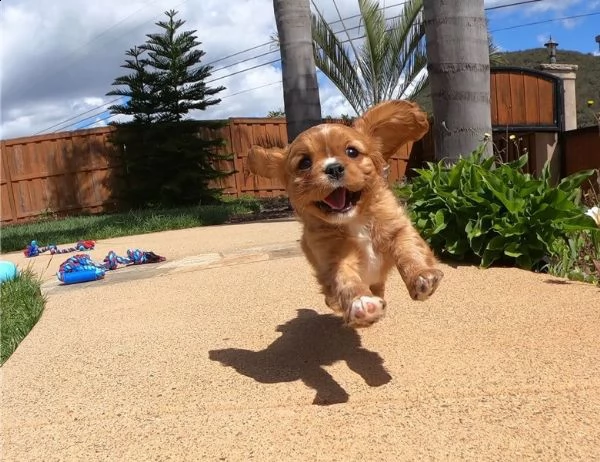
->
[[107, 46, 159, 124], [112, 121, 231, 206], [267, 109, 286, 118], [311, 0, 427, 114], [548, 231, 600, 284], [107, 10, 230, 207], [545, 189, 600, 284], [308, 0, 505, 116], [398, 147, 598, 269]]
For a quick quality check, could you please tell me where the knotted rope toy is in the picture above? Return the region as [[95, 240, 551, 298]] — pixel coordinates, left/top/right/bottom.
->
[[57, 249, 166, 284], [24, 240, 96, 258]]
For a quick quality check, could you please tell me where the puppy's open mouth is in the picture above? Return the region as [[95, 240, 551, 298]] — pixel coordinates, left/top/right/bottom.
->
[[316, 188, 362, 214]]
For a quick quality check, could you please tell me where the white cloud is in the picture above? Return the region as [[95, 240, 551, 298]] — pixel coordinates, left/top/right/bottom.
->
[[319, 81, 356, 117], [561, 17, 581, 29], [3, 0, 590, 139], [82, 97, 105, 107], [0, 0, 284, 138], [1, 0, 381, 139]]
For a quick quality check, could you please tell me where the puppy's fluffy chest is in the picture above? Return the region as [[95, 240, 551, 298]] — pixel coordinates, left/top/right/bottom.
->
[[349, 224, 383, 285]]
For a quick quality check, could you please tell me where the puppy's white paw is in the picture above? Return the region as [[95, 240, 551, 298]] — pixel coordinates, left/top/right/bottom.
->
[[346, 296, 386, 328]]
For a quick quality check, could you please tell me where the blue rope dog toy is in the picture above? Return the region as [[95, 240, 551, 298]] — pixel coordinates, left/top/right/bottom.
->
[[57, 249, 166, 284], [24, 240, 95, 258]]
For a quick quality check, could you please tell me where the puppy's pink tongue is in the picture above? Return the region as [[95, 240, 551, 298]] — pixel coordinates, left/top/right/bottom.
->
[[323, 188, 347, 210]]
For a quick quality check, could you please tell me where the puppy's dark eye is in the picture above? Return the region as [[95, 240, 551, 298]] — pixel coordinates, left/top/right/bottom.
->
[[346, 146, 359, 158], [298, 156, 312, 170]]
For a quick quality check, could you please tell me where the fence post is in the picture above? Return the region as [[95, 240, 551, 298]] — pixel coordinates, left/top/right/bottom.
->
[[0, 140, 19, 224], [228, 118, 242, 198], [226, 117, 241, 197]]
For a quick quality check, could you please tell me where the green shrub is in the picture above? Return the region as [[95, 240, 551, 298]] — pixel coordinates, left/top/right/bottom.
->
[[398, 147, 598, 269]]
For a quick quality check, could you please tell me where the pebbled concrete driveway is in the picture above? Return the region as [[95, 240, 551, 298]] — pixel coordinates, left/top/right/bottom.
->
[[2, 220, 599, 461]]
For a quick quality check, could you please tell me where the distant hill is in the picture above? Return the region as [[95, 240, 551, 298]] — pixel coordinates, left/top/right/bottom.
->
[[415, 48, 600, 128]]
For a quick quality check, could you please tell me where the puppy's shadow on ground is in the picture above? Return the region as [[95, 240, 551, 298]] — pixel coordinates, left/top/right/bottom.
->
[[209, 309, 391, 405]]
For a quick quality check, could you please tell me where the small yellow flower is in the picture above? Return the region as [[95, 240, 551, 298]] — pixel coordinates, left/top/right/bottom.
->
[[588, 100, 595, 107], [509, 134, 516, 140], [586, 206, 600, 227]]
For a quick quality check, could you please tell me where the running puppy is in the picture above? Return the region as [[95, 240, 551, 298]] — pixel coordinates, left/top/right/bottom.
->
[[248, 100, 443, 327]]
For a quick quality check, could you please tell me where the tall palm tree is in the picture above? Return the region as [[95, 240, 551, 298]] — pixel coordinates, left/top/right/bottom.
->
[[422, 0, 493, 161], [311, 0, 427, 116], [273, 0, 323, 142]]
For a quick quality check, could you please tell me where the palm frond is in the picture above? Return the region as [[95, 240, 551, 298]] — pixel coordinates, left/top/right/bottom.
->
[[356, 0, 388, 106], [311, 11, 366, 114], [383, 0, 425, 99], [403, 64, 428, 101]]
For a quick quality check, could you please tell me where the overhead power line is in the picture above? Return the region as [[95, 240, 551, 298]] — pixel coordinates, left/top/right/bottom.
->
[[33, 97, 122, 135], [485, 0, 543, 11], [75, 80, 284, 130], [46, 0, 581, 134], [491, 11, 600, 32], [9, 0, 192, 101], [203, 1, 410, 69]]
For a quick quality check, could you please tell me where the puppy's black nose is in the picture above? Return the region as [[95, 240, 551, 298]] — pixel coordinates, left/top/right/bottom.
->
[[324, 162, 345, 180]]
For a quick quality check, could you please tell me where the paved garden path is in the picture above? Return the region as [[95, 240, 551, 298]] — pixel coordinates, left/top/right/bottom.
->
[[2, 220, 599, 460]]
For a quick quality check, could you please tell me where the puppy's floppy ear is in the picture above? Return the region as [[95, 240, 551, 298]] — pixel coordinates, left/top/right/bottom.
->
[[247, 146, 286, 180], [353, 100, 429, 160]]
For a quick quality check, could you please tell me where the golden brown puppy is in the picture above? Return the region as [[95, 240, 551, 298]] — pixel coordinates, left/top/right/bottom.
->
[[248, 100, 443, 327]]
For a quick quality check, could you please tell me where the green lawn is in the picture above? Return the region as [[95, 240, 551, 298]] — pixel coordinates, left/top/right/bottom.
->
[[1, 269, 46, 365], [1, 198, 262, 254]]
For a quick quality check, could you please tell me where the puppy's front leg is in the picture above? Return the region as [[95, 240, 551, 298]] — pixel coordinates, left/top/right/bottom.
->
[[390, 222, 444, 301], [323, 261, 387, 328]]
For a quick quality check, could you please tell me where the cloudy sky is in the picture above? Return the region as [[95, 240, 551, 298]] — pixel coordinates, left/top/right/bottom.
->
[[1, 0, 599, 139]]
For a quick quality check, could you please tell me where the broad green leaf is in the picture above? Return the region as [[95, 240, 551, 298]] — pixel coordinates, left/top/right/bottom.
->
[[505, 154, 528, 170], [560, 214, 600, 232], [479, 172, 525, 214], [504, 242, 523, 258], [470, 235, 488, 256], [516, 253, 533, 270], [432, 210, 447, 234], [486, 235, 506, 251], [558, 169, 595, 192], [493, 219, 526, 238], [445, 236, 469, 256], [481, 248, 501, 268]]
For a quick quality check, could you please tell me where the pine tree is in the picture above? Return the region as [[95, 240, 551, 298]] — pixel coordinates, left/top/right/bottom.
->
[[142, 10, 224, 122], [107, 10, 231, 207], [107, 46, 159, 124]]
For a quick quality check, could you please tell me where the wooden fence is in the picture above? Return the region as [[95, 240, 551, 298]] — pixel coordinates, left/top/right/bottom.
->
[[0, 119, 427, 224], [564, 126, 600, 193], [1, 66, 576, 224], [2, 118, 598, 225], [1, 128, 123, 224]]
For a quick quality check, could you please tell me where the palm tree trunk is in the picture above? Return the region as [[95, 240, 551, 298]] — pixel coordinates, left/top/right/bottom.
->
[[422, 0, 492, 161], [273, 0, 322, 142]]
